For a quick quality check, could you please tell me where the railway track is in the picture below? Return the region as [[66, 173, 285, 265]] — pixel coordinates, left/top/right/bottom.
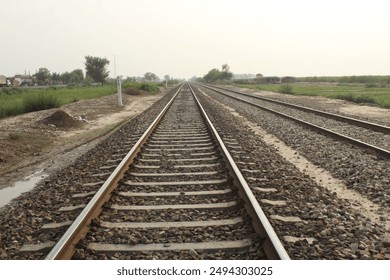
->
[[198, 84, 390, 159], [19, 84, 289, 260]]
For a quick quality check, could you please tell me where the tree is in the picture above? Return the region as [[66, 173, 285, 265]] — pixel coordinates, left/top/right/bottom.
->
[[144, 72, 159, 81], [203, 68, 221, 83], [61, 69, 84, 85], [203, 67, 232, 83], [61, 72, 71, 84], [70, 69, 84, 84], [222, 64, 230, 72], [84, 55, 110, 85], [220, 71, 233, 81], [221, 64, 232, 81], [256, 73, 263, 79], [34, 67, 51, 85], [51, 72, 62, 84], [124, 76, 136, 82]]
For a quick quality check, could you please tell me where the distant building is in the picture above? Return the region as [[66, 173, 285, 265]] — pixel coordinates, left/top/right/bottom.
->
[[12, 74, 33, 86]]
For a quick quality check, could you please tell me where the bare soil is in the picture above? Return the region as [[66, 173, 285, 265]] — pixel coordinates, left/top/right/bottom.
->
[[0, 92, 164, 190]]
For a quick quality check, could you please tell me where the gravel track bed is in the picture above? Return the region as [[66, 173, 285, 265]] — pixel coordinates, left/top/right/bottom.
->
[[124, 173, 227, 183], [109, 194, 237, 206], [74, 249, 264, 260], [74, 235, 266, 260], [75, 86, 269, 260], [100, 207, 246, 223], [199, 87, 390, 209], [13, 221, 262, 260], [130, 165, 223, 173], [0, 88, 178, 260], [216, 89, 390, 151], [95, 223, 254, 244], [194, 87, 388, 260], [116, 181, 232, 193]]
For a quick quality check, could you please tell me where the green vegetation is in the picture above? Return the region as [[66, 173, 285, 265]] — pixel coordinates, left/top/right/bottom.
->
[[122, 82, 160, 94], [234, 83, 390, 109], [202, 64, 233, 83], [23, 94, 61, 113], [84, 55, 110, 85], [0, 85, 115, 119], [296, 75, 390, 85], [278, 84, 294, 94], [143, 72, 159, 82], [0, 81, 161, 119]]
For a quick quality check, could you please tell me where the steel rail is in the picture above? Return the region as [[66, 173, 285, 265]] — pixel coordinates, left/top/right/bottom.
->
[[203, 84, 390, 135], [189, 84, 290, 260], [45, 84, 184, 260], [196, 84, 390, 159]]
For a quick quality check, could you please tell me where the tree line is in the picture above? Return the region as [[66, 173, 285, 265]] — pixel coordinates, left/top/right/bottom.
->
[[296, 75, 390, 85], [30, 56, 164, 86], [201, 64, 233, 83], [31, 56, 110, 86]]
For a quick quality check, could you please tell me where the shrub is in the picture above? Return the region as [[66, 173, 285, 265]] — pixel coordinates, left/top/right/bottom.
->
[[279, 84, 294, 94], [23, 94, 60, 113], [138, 83, 159, 93], [122, 82, 160, 94]]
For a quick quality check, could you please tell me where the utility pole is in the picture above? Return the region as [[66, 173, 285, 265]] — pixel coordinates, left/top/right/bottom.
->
[[164, 74, 170, 89], [114, 55, 123, 106], [117, 75, 123, 106]]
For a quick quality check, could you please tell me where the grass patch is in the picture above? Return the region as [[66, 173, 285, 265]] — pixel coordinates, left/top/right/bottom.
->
[[234, 83, 390, 108], [122, 82, 160, 94], [23, 94, 60, 113], [337, 93, 375, 105], [0, 85, 115, 119]]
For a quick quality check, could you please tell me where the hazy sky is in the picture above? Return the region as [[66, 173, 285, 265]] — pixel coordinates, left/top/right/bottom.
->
[[1, 0, 389, 79]]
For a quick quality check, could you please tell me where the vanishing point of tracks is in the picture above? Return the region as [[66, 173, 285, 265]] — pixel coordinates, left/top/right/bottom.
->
[[199, 84, 390, 159], [20, 84, 289, 260]]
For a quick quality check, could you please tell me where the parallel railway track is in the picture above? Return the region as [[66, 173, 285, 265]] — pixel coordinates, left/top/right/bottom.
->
[[20, 84, 289, 260], [198, 84, 390, 159]]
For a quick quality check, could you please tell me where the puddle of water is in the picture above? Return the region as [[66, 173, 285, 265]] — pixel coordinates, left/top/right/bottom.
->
[[0, 170, 48, 208]]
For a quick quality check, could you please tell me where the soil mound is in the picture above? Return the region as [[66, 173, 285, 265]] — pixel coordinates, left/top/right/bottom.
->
[[39, 110, 82, 128]]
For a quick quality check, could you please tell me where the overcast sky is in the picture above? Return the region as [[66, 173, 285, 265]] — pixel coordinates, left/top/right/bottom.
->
[[1, 0, 389, 79]]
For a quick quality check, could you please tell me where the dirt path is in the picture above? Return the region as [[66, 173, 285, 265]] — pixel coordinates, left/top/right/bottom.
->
[[0, 92, 164, 190]]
